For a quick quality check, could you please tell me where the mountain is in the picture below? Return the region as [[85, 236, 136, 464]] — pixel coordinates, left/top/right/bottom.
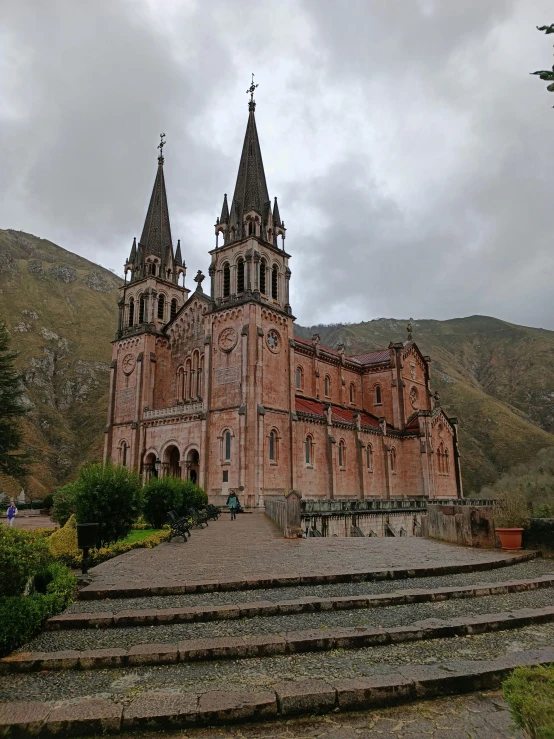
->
[[1, 229, 554, 496], [0, 229, 120, 498], [295, 319, 554, 494]]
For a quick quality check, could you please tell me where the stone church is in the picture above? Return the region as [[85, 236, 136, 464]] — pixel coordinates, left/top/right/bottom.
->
[[103, 88, 463, 507]]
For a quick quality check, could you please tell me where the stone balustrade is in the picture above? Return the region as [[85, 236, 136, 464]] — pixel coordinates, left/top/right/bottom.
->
[[143, 402, 203, 420]]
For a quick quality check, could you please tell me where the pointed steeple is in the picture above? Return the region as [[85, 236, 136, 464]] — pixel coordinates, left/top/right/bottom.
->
[[129, 237, 136, 262], [272, 197, 281, 227], [175, 239, 183, 267], [227, 78, 270, 243], [139, 136, 173, 262], [219, 193, 229, 224]]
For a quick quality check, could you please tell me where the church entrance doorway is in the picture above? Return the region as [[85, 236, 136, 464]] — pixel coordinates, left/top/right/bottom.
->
[[186, 449, 200, 485], [164, 445, 181, 478]]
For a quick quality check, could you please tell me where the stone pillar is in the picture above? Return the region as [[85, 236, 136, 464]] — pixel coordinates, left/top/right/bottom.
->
[[284, 490, 302, 538], [103, 359, 117, 465], [209, 265, 215, 300]]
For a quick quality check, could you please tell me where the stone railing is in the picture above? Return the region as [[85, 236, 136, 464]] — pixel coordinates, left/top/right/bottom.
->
[[301, 498, 428, 514], [265, 492, 302, 538], [265, 497, 287, 531], [143, 401, 203, 420]]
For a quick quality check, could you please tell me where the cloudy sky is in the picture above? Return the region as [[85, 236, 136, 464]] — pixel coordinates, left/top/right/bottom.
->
[[2, 0, 554, 328]]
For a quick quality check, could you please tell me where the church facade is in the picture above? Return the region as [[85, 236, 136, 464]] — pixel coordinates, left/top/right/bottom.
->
[[103, 91, 463, 507]]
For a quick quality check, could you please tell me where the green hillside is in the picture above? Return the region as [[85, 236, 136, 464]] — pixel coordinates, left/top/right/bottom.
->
[[0, 229, 120, 498], [1, 228, 553, 497], [295, 319, 554, 494]]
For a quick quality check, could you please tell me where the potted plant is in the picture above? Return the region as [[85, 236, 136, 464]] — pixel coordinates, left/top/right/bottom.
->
[[494, 493, 529, 550]]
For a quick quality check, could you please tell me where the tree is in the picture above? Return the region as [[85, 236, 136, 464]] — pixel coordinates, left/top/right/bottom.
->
[[0, 321, 30, 478], [531, 25, 554, 102]]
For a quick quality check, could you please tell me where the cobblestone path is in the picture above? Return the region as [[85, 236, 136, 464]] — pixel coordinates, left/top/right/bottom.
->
[[83, 512, 531, 593]]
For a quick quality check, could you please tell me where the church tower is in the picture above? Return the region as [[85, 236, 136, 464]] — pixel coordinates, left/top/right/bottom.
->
[[204, 79, 295, 506], [104, 137, 188, 469]]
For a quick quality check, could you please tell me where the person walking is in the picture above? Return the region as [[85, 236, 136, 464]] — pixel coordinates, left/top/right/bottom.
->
[[226, 489, 239, 521], [6, 501, 18, 527]]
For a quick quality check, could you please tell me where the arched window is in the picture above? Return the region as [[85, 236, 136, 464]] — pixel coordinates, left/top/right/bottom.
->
[[269, 429, 279, 462], [224, 431, 231, 461], [296, 367, 303, 390], [366, 444, 373, 471], [184, 358, 191, 400], [121, 442, 128, 467], [390, 447, 397, 473], [223, 263, 230, 297], [237, 258, 245, 293], [260, 258, 266, 294], [151, 263, 156, 276], [128, 298, 134, 327], [138, 294, 146, 324], [375, 385, 382, 405], [445, 449, 450, 474], [338, 440, 346, 468], [271, 265, 278, 299], [305, 435, 313, 465], [170, 298, 177, 320], [177, 367, 185, 401], [324, 375, 331, 397], [157, 294, 165, 320], [197, 354, 203, 398], [248, 220, 255, 236], [349, 383, 355, 404]]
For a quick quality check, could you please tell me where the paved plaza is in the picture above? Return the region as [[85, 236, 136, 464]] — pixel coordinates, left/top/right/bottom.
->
[[84, 510, 530, 593]]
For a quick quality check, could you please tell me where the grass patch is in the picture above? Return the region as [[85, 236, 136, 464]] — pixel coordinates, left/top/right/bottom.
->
[[123, 529, 162, 543], [503, 665, 554, 738]]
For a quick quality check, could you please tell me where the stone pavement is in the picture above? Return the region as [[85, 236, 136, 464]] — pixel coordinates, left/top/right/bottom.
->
[[84, 511, 530, 593], [117, 690, 523, 738], [2, 514, 57, 530]]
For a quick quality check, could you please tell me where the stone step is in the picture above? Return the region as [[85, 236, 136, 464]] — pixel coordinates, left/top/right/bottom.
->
[[47, 573, 554, 630], [1, 646, 553, 736], [77, 550, 536, 600], [4, 604, 554, 673]]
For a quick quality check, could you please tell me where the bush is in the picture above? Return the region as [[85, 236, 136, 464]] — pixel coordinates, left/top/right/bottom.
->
[[74, 463, 142, 546], [142, 477, 208, 528], [143, 477, 185, 528], [42, 493, 54, 510], [56, 528, 170, 569], [48, 514, 80, 566], [0, 527, 51, 597], [493, 491, 530, 528], [503, 665, 554, 738], [52, 482, 79, 526], [0, 562, 76, 657]]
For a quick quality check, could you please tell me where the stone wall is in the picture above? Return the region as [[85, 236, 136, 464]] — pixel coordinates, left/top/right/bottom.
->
[[427, 500, 496, 548]]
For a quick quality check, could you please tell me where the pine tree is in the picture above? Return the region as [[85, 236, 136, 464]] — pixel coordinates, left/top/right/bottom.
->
[[0, 321, 30, 478]]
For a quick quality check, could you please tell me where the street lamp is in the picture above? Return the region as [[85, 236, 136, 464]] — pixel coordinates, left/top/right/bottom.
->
[[154, 458, 161, 478]]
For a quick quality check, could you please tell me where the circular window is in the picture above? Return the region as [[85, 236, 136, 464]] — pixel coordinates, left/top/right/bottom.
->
[[266, 329, 280, 353]]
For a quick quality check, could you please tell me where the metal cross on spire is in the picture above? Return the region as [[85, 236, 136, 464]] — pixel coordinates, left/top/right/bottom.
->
[[157, 132, 166, 161], [247, 73, 258, 110]]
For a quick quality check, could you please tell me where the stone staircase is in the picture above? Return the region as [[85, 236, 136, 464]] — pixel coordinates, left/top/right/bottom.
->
[[1, 518, 554, 735]]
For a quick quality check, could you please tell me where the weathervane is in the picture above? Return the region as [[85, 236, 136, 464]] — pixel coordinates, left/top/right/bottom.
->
[[247, 73, 258, 110], [157, 132, 166, 161]]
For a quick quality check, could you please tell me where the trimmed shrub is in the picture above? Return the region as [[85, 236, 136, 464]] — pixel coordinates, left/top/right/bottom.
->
[[143, 477, 185, 528], [57, 529, 170, 569], [52, 482, 79, 526], [42, 493, 54, 510], [180, 479, 208, 513], [0, 527, 51, 597], [74, 463, 142, 546], [48, 514, 80, 566], [503, 665, 554, 738], [0, 562, 76, 657]]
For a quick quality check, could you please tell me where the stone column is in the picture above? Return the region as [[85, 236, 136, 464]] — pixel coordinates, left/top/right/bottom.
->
[[103, 359, 117, 465]]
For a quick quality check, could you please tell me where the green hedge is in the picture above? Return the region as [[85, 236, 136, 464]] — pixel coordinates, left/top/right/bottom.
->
[[57, 528, 170, 569], [142, 477, 208, 528], [503, 665, 554, 738], [0, 527, 52, 597], [0, 562, 76, 657]]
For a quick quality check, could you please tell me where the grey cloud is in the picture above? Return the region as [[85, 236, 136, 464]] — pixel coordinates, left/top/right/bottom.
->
[[1, 0, 554, 330]]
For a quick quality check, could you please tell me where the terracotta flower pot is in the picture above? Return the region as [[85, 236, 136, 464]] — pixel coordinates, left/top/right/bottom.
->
[[495, 527, 524, 551]]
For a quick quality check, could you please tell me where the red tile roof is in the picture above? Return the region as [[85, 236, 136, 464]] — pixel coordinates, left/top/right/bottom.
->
[[350, 349, 391, 365], [295, 397, 325, 417]]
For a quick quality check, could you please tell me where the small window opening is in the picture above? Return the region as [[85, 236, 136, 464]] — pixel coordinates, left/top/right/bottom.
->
[[338, 441, 345, 468], [128, 299, 134, 327], [350, 383, 355, 403], [260, 259, 266, 294], [138, 295, 146, 323], [170, 298, 177, 320], [375, 385, 382, 405], [237, 259, 245, 293], [223, 470, 229, 483], [366, 445, 373, 470], [390, 447, 397, 473], [122, 443, 127, 467], [157, 295, 165, 320], [324, 376, 331, 397], [269, 430, 277, 461], [225, 431, 231, 461], [223, 263, 230, 297], [271, 265, 278, 299], [305, 436, 312, 464], [296, 367, 302, 390]]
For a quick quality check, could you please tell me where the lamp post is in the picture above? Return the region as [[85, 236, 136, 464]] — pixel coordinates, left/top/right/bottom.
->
[[76, 523, 99, 575], [154, 458, 161, 478]]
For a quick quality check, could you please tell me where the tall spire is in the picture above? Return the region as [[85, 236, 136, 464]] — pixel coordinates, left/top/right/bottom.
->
[[227, 76, 270, 241], [139, 133, 173, 261]]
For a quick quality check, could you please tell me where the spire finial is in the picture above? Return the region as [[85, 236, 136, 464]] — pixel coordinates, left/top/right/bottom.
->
[[246, 73, 258, 111], [157, 132, 166, 163]]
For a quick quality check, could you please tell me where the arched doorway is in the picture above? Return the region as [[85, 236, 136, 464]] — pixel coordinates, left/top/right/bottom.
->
[[163, 444, 181, 478], [186, 449, 199, 485], [143, 452, 156, 481]]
